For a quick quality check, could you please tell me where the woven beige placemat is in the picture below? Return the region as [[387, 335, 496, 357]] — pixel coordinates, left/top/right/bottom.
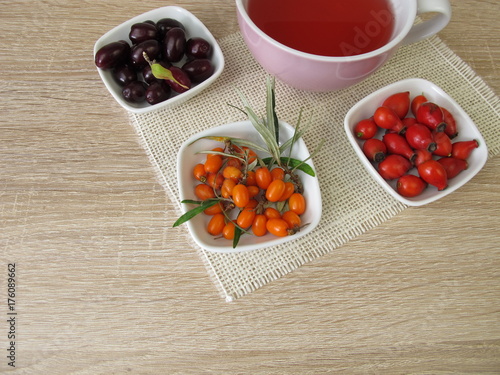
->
[[129, 32, 500, 301]]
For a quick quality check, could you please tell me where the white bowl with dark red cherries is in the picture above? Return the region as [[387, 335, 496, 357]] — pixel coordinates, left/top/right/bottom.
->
[[344, 78, 488, 206], [93, 6, 224, 113]]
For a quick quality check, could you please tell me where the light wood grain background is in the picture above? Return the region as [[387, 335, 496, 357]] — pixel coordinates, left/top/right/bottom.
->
[[1, 0, 499, 373]]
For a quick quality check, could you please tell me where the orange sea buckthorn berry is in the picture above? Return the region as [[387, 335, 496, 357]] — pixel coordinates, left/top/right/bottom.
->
[[271, 167, 285, 181], [237, 207, 256, 229], [207, 213, 225, 236], [264, 207, 281, 220], [222, 221, 236, 240], [193, 163, 207, 182], [195, 184, 215, 200], [204, 202, 224, 215], [235, 146, 255, 162], [266, 218, 289, 237], [245, 170, 257, 186], [288, 193, 306, 215], [226, 157, 242, 169], [255, 167, 272, 190], [246, 199, 259, 209], [251, 214, 267, 237], [206, 172, 224, 190], [278, 181, 295, 202], [243, 147, 257, 164], [221, 179, 236, 199], [222, 165, 243, 181], [208, 147, 224, 158], [265, 179, 286, 202], [204, 154, 223, 174], [247, 185, 260, 198], [282, 210, 301, 230], [231, 144, 243, 154], [232, 184, 250, 208]]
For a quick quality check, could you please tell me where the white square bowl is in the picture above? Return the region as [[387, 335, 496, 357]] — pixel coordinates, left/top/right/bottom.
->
[[93, 6, 224, 113], [344, 78, 488, 206], [176, 120, 322, 253]]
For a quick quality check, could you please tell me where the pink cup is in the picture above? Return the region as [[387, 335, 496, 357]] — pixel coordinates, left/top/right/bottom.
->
[[236, 0, 451, 92]]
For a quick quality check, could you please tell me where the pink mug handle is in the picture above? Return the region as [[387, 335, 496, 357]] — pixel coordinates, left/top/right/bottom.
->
[[403, 0, 452, 45]]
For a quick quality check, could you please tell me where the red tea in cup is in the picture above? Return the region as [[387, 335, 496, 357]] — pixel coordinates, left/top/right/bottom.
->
[[248, 0, 395, 57]]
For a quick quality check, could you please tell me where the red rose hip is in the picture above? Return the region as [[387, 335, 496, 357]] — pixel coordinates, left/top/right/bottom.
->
[[451, 139, 479, 160], [374, 106, 402, 130], [382, 133, 416, 162], [378, 154, 412, 180], [416, 102, 447, 132], [441, 107, 458, 139], [354, 118, 378, 140], [382, 91, 410, 119], [433, 131, 453, 157], [437, 157, 468, 179], [417, 159, 448, 191], [405, 123, 437, 152], [362, 138, 387, 162], [411, 94, 427, 116], [397, 174, 428, 197]]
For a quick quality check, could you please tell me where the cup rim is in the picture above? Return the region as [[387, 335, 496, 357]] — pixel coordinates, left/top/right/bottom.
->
[[235, 0, 417, 62]]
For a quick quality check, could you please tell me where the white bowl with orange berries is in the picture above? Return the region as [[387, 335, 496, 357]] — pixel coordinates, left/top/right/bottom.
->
[[175, 80, 323, 252]]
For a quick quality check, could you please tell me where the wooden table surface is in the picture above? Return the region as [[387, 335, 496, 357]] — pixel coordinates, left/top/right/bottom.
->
[[1, 0, 499, 373]]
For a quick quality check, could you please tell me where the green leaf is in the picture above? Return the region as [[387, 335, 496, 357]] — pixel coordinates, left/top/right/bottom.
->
[[279, 109, 313, 155], [285, 108, 302, 163], [188, 135, 231, 146], [262, 157, 316, 176], [143, 52, 189, 90], [228, 138, 269, 154], [234, 87, 282, 163], [290, 139, 325, 174], [266, 77, 279, 144], [244, 105, 281, 160], [181, 199, 203, 205], [247, 157, 258, 171], [192, 135, 269, 154], [276, 200, 287, 212], [232, 226, 242, 248], [173, 199, 219, 227], [196, 150, 246, 162]]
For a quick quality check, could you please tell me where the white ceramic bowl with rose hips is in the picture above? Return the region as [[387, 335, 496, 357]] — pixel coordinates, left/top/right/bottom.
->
[[344, 78, 488, 206]]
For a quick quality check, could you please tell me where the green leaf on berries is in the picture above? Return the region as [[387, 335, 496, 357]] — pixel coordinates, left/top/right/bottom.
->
[[232, 226, 242, 248], [262, 157, 316, 177], [173, 199, 219, 227]]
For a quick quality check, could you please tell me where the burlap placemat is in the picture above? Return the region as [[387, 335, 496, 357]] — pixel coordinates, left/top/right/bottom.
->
[[129, 32, 499, 301]]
